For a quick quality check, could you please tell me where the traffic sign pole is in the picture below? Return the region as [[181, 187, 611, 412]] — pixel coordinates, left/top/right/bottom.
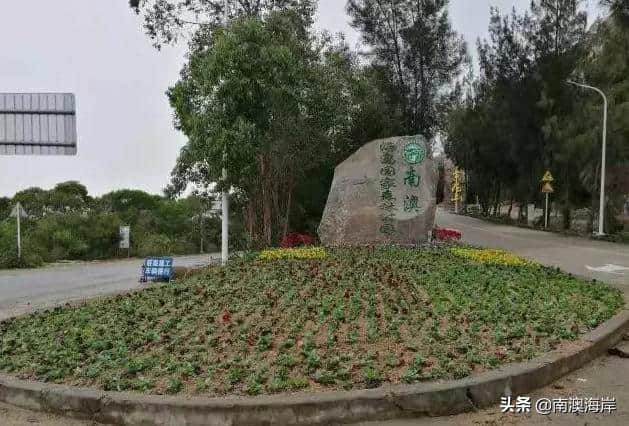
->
[[545, 193, 549, 229], [541, 171, 554, 229]]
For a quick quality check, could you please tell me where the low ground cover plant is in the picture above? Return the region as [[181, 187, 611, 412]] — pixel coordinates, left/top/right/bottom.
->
[[450, 247, 535, 267], [258, 247, 328, 260], [0, 246, 622, 397]]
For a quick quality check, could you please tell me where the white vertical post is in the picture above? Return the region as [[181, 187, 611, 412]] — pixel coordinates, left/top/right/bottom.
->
[[221, 167, 229, 266], [16, 202, 22, 259], [200, 214, 204, 254], [220, 0, 229, 266], [599, 93, 608, 236]]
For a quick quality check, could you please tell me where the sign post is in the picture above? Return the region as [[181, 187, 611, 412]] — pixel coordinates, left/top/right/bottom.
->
[[10, 202, 28, 259], [541, 171, 555, 229]]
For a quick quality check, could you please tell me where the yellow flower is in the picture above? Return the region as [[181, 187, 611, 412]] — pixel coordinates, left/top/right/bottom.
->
[[450, 247, 535, 267], [259, 247, 327, 260]]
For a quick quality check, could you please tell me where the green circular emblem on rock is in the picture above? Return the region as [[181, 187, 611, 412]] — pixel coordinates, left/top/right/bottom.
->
[[403, 141, 426, 165]]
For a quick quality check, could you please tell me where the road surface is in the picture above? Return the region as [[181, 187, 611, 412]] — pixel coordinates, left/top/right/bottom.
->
[[437, 209, 629, 291], [0, 254, 214, 320]]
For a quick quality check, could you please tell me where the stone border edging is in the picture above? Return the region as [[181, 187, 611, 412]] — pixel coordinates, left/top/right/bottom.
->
[[1, 301, 628, 426]]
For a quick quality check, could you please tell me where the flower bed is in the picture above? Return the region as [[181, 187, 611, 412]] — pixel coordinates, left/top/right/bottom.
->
[[450, 247, 535, 267], [0, 246, 622, 398], [432, 227, 463, 241], [259, 247, 327, 260]]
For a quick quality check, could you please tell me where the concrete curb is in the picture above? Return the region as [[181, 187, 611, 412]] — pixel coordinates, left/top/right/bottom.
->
[[1, 303, 628, 425]]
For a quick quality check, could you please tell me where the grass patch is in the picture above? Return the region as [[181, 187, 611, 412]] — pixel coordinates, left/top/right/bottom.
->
[[0, 246, 622, 396]]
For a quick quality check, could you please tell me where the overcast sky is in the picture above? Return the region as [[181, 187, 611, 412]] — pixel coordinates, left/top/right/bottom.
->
[[0, 0, 602, 198]]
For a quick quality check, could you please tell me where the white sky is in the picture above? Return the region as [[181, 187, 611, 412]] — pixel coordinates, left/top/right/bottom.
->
[[0, 0, 603, 197]]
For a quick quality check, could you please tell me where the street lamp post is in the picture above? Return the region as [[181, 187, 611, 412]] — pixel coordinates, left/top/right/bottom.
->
[[221, 165, 229, 265], [220, 0, 229, 266], [567, 80, 608, 236]]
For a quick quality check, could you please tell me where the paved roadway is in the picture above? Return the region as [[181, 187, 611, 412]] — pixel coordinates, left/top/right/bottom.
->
[[0, 254, 214, 320], [437, 209, 629, 291]]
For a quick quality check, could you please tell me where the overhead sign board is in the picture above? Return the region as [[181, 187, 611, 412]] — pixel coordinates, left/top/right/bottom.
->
[[0, 93, 77, 155]]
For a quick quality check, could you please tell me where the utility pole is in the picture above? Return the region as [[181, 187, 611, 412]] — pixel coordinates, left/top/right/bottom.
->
[[567, 80, 608, 236]]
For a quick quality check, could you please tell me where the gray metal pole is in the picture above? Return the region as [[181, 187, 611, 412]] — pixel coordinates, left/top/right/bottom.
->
[[16, 202, 21, 259], [222, 167, 229, 265], [545, 193, 549, 229], [600, 93, 608, 236], [220, 0, 229, 266], [567, 80, 608, 236]]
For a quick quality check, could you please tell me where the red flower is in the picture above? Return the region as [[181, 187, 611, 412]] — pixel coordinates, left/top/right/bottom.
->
[[432, 227, 462, 241], [280, 232, 316, 248]]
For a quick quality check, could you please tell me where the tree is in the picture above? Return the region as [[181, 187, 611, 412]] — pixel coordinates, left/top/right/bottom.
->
[[129, 0, 316, 48], [346, 0, 468, 141], [447, 0, 628, 234], [561, 15, 629, 231], [13, 187, 49, 218], [529, 0, 588, 228], [167, 12, 351, 246], [0, 197, 10, 218], [447, 8, 540, 216], [601, 0, 629, 27], [48, 181, 91, 214]]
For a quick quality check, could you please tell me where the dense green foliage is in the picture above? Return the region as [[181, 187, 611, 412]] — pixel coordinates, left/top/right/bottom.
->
[[446, 1, 629, 233], [0, 246, 621, 395], [347, 0, 468, 140], [166, 10, 399, 246], [0, 181, 235, 269], [129, 0, 317, 48], [134, 0, 467, 247]]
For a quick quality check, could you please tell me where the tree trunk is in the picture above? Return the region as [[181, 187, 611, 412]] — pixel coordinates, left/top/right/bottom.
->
[[283, 176, 293, 239], [262, 156, 273, 247]]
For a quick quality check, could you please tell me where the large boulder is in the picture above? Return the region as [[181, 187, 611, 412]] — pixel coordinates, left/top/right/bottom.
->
[[319, 135, 437, 246]]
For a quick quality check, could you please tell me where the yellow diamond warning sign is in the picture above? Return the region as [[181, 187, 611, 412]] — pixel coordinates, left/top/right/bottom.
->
[[542, 182, 554, 193], [541, 171, 554, 183]]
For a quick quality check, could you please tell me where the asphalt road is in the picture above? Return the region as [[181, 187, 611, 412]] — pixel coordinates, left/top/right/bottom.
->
[[0, 254, 214, 320], [436, 209, 629, 291]]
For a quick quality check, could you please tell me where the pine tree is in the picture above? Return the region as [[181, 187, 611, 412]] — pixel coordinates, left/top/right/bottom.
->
[[346, 0, 468, 141]]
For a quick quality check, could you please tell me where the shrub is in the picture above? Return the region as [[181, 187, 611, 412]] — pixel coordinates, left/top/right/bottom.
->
[[137, 234, 173, 257], [0, 220, 44, 268]]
